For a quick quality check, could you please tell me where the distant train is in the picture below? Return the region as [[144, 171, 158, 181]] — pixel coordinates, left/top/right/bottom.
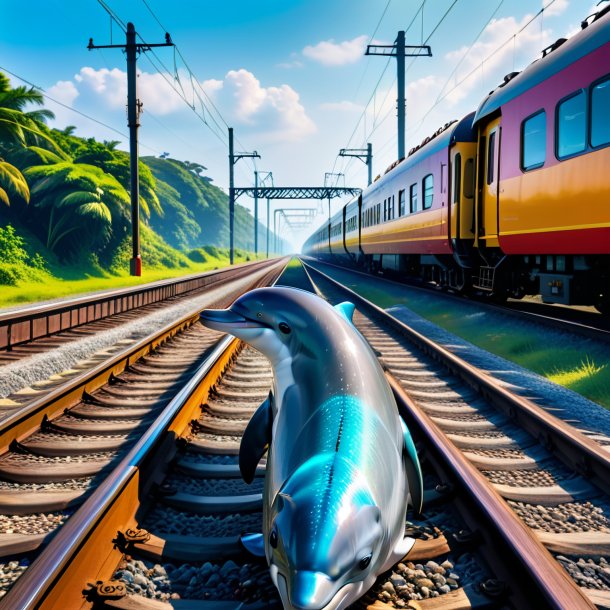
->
[[304, 6, 610, 313]]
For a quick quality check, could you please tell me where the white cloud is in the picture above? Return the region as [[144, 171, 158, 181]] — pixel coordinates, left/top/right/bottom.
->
[[49, 66, 314, 142], [442, 14, 552, 105], [543, 0, 569, 18], [303, 35, 368, 66], [319, 100, 364, 112], [219, 69, 316, 141], [46, 80, 80, 128]]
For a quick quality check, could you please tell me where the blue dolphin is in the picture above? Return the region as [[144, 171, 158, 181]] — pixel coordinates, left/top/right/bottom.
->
[[200, 287, 423, 610]]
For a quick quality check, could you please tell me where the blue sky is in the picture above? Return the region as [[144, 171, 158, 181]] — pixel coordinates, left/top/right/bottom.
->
[[0, 0, 595, 249]]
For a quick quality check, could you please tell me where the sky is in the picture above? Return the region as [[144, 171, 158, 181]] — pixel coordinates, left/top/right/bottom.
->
[[0, 0, 598, 250]]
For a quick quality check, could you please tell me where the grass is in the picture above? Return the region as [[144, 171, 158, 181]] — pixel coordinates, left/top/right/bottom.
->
[[316, 264, 610, 409], [276, 257, 314, 291], [0, 248, 257, 309]]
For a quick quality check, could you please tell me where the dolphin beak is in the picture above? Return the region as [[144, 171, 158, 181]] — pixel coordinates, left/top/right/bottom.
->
[[200, 308, 262, 332], [288, 571, 336, 610]]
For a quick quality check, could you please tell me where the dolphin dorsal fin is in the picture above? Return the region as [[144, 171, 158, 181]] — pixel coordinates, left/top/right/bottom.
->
[[334, 301, 356, 325]]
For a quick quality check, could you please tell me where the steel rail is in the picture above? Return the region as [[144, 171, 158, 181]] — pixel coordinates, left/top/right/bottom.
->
[[301, 256, 610, 344], [0, 259, 283, 452], [2, 333, 238, 610], [0, 258, 277, 352], [0, 260, 287, 610], [301, 260, 610, 495], [388, 373, 595, 610], [301, 259, 605, 609]]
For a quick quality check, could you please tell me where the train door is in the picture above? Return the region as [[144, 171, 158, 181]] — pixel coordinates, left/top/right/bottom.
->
[[476, 117, 501, 248], [450, 146, 476, 243]]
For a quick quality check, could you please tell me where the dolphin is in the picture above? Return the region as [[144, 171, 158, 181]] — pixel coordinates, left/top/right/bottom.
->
[[200, 287, 423, 610]]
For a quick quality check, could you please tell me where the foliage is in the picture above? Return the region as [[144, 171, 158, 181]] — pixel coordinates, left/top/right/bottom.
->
[[24, 161, 129, 258], [74, 140, 160, 218], [0, 160, 29, 206], [0, 224, 50, 285], [0, 224, 28, 264]]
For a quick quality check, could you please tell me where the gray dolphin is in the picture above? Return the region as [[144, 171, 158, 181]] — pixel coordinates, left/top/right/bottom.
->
[[200, 287, 423, 610]]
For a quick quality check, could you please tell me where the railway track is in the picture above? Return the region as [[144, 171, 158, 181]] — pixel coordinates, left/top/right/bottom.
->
[[0, 258, 601, 610], [0, 258, 279, 365], [0, 258, 286, 606], [0, 259, 286, 417], [304, 257, 610, 344], [301, 260, 610, 608]]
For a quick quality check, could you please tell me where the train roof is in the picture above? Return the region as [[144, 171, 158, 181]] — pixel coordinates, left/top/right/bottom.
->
[[474, 7, 610, 125], [365, 112, 475, 199]]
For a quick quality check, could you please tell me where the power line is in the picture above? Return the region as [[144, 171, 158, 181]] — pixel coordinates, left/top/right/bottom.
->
[[434, 0, 504, 104], [136, 2, 260, 175], [408, 0, 560, 139], [0, 64, 160, 154]]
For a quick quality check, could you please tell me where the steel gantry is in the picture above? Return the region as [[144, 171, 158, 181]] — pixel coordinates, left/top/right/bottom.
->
[[233, 187, 361, 200], [273, 208, 317, 254], [232, 185, 361, 256]]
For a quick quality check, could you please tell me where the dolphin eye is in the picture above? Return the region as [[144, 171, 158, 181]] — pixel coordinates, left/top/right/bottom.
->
[[269, 528, 278, 548], [257, 312, 263, 319], [358, 554, 372, 570], [278, 322, 291, 334]]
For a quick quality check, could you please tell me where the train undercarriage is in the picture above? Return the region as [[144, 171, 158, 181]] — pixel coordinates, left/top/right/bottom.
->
[[319, 250, 610, 315]]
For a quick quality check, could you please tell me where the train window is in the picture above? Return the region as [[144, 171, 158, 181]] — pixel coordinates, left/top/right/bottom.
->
[[453, 154, 461, 203], [487, 132, 496, 184], [423, 174, 434, 209], [398, 190, 405, 216], [521, 110, 546, 170], [391, 195, 395, 219], [409, 183, 418, 213], [591, 77, 610, 148], [376, 203, 380, 224], [464, 158, 474, 198], [383, 199, 388, 222], [557, 91, 586, 158]]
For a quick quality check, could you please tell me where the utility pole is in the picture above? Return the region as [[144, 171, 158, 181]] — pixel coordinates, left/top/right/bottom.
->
[[339, 143, 373, 186], [254, 171, 259, 258], [228, 127, 260, 264], [257, 171, 273, 258], [366, 32, 431, 161], [88, 23, 173, 276]]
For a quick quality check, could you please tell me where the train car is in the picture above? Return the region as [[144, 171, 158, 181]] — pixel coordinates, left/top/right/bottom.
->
[[304, 5, 610, 313], [470, 5, 610, 311]]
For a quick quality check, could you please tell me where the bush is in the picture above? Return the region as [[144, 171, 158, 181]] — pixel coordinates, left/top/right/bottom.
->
[[0, 225, 28, 265], [0, 263, 22, 286], [0, 262, 49, 286], [29, 252, 47, 271]]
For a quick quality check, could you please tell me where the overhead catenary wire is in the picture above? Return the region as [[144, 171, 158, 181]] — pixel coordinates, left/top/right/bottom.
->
[[408, 0, 560, 141], [134, 0, 259, 181], [0, 64, 160, 155], [330, 0, 458, 196]]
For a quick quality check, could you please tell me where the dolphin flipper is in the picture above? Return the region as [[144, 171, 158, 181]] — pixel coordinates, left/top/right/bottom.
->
[[334, 301, 356, 325], [241, 533, 266, 557], [239, 392, 273, 484], [400, 417, 423, 514]]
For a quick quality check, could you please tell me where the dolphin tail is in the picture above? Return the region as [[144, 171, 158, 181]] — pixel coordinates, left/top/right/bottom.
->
[[334, 301, 356, 325], [401, 416, 424, 515], [239, 391, 273, 484]]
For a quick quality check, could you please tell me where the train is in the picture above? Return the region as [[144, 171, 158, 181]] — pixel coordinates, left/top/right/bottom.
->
[[303, 5, 610, 314]]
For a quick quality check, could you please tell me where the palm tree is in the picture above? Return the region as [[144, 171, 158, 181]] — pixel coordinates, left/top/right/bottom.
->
[[0, 71, 60, 207], [0, 72, 55, 148], [24, 161, 130, 257], [0, 160, 29, 206]]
